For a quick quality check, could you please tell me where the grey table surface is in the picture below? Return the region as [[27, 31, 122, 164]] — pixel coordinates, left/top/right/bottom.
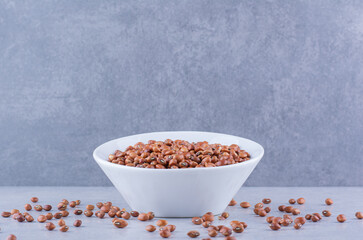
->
[[0, 187, 362, 239]]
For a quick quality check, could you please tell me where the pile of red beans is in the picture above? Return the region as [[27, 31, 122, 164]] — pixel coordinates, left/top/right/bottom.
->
[[108, 139, 251, 169]]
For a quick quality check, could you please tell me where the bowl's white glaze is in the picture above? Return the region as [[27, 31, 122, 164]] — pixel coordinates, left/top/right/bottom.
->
[[93, 131, 264, 217]]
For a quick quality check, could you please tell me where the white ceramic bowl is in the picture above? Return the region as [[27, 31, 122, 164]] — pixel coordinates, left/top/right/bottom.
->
[[93, 131, 264, 217]]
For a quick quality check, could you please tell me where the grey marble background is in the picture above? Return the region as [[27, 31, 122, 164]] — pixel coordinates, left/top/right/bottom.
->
[[0, 0, 362, 186]]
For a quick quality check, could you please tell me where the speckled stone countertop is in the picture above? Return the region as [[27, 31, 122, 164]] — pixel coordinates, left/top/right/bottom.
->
[[0, 187, 362, 239]]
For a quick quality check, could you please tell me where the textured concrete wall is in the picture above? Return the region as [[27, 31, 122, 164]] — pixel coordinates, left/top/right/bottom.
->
[[0, 0, 362, 186]]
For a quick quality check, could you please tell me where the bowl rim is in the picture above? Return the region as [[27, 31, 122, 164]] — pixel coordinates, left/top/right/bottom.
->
[[93, 131, 264, 172]]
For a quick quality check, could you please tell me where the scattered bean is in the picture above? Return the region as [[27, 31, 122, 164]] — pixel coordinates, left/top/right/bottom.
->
[[288, 199, 296, 204], [232, 223, 244, 233], [229, 220, 240, 227], [202, 212, 214, 222], [294, 217, 306, 224], [69, 201, 76, 208], [192, 217, 203, 225], [15, 215, 25, 222], [57, 203, 67, 211], [111, 206, 120, 212], [101, 205, 110, 213], [58, 219, 66, 226], [228, 199, 237, 206], [240, 202, 251, 208], [292, 208, 300, 215], [138, 213, 149, 221], [34, 205, 42, 211], [2, 212, 11, 218], [266, 216, 274, 223], [258, 209, 267, 217], [322, 210, 331, 217], [74, 209, 83, 215], [294, 223, 302, 229], [96, 202, 103, 209], [219, 226, 232, 236], [297, 198, 305, 204], [84, 210, 93, 217], [96, 211, 105, 219], [278, 205, 286, 212], [285, 206, 294, 213], [113, 219, 128, 228], [166, 225, 176, 232], [208, 229, 218, 237], [221, 212, 229, 219], [54, 212, 63, 219], [325, 198, 333, 205], [130, 211, 139, 217], [37, 215, 47, 223], [30, 197, 38, 203], [311, 215, 319, 222], [24, 204, 32, 211], [160, 229, 171, 238], [116, 211, 123, 218], [156, 219, 168, 227], [187, 230, 200, 238], [61, 210, 69, 217], [25, 215, 34, 222], [74, 220, 82, 227], [337, 214, 346, 223], [122, 212, 131, 220], [59, 225, 69, 232], [269, 223, 281, 230], [255, 203, 264, 209], [43, 205, 52, 211], [45, 213, 53, 220], [281, 219, 291, 226], [146, 225, 156, 232], [202, 221, 212, 228], [313, 213, 322, 220], [108, 210, 116, 218], [45, 222, 56, 231], [86, 205, 95, 211]]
